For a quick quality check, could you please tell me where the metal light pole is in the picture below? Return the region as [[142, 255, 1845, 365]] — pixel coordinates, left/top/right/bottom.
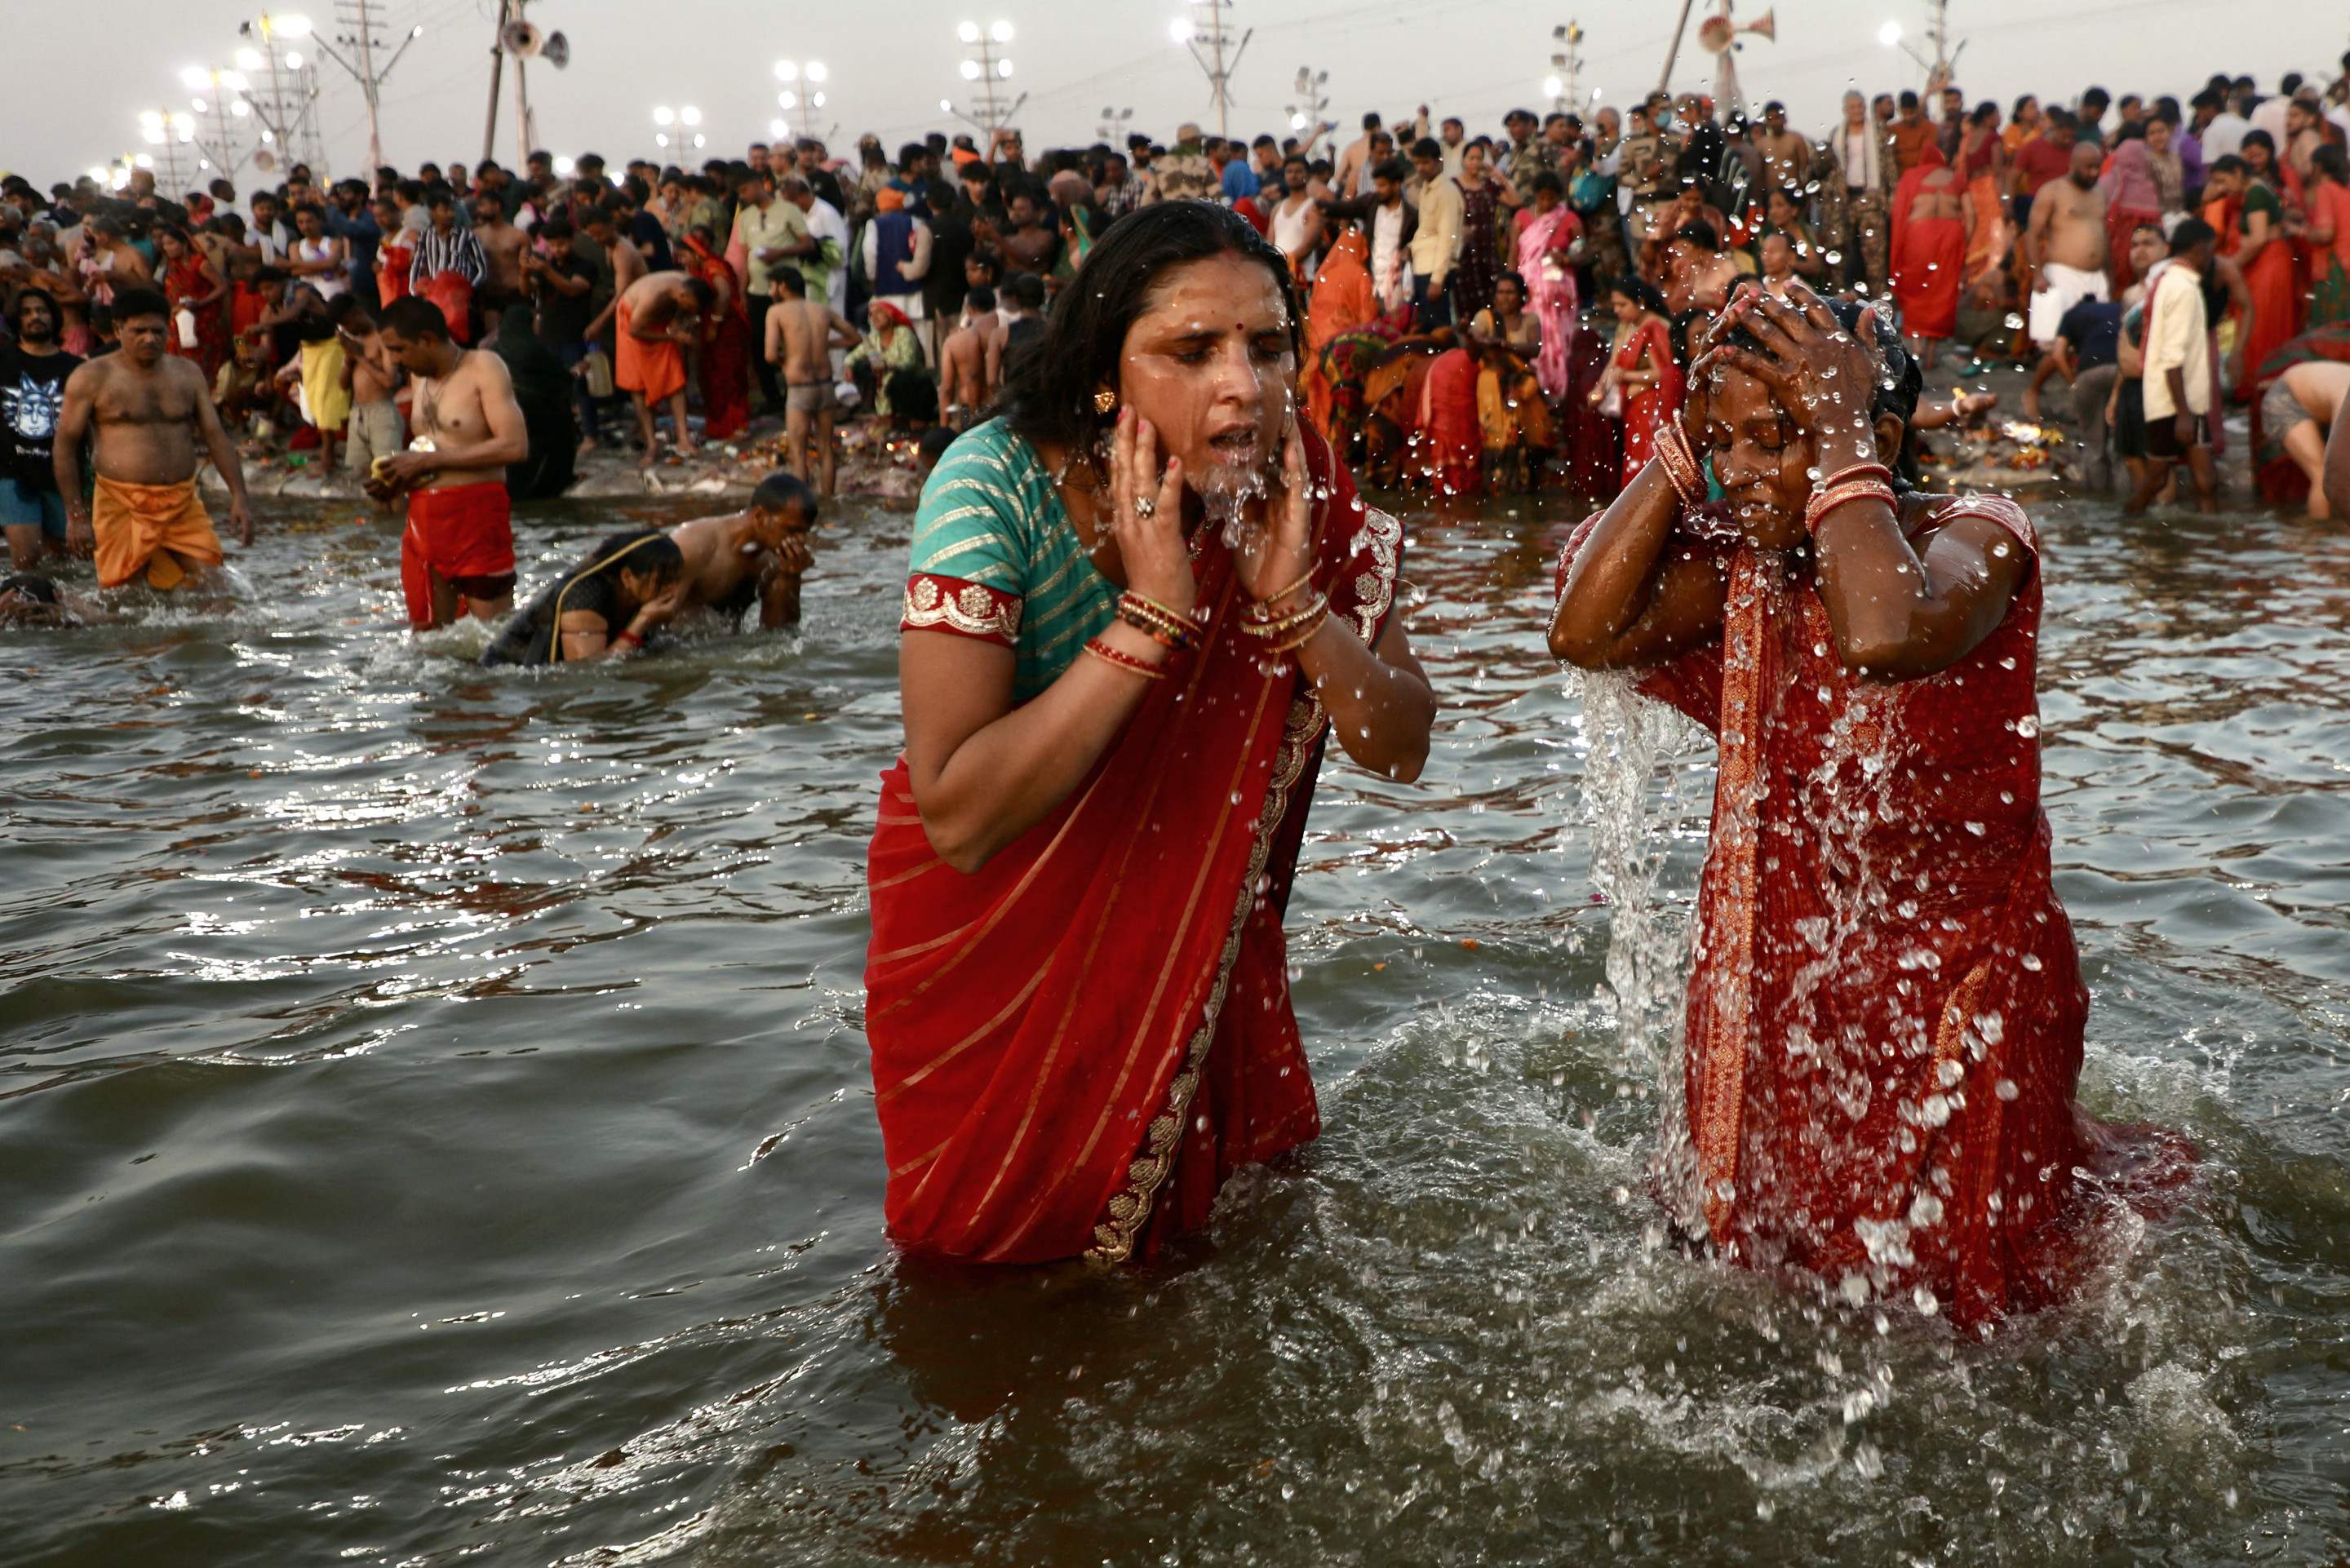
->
[[1172, 0, 1251, 139], [1545, 23, 1585, 116], [653, 105, 706, 164], [1098, 105, 1134, 144], [1284, 68, 1330, 155], [774, 60, 831, 142], [947, 20, 1024, 139], [180, 64, 257, 181], [309, 2, 427, 175]]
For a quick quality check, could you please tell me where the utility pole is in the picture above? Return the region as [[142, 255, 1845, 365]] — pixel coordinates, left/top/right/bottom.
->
[[481, 0, 508, 165], [1546, 21, 1585, 116], [1657, 0, 1696, 95], [313, 0, 428, 175], [1179, 0, 1252, 139]]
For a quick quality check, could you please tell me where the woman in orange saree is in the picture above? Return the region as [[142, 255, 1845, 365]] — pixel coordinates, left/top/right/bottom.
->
[[680, 225, 752, 441], [1301, 227, 1377, 441], [1550, 281, 2186, 1328], [866, 203, 1434, 1267], [1957, 105, 2012, 292]]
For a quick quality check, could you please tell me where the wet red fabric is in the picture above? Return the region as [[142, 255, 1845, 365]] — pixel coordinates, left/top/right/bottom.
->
[[1559, 496, 2188, 1327], [864, 427, 1402, 1266], [1416, 347, 1483, 497], [400, 481, 515, 629]]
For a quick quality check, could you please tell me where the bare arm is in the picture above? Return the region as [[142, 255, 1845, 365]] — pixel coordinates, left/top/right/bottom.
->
[[2021, 194, 2053, 283], [53, 363, 95, 555], [191, 363, 254, 546], [1547, 459, 1729, 669], [758, 535, 811, 628], [827, 310, 860, 350]]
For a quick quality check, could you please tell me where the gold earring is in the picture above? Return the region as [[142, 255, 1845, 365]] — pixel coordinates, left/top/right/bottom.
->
[[1093, 387, 1117, 414]]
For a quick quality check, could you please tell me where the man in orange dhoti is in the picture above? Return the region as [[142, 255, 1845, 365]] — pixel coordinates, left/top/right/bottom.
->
[[53, 287, 252, 591], [610, 272, 712, 467]]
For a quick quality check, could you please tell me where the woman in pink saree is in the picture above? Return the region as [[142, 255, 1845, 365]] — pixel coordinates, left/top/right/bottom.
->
[[1514, 173, 1583, 403]]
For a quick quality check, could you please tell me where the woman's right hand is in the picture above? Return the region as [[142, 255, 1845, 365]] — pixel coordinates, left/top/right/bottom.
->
[[1105, 407, 1195, 619], [634, 581, 689, 629]]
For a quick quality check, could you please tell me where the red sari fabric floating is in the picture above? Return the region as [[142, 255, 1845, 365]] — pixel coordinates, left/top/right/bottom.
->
[[1559, 495, 2188, 1327], [864, 427, 1404, 1265]]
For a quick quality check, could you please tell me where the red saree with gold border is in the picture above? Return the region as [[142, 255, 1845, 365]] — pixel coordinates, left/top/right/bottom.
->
[[1560, 495, 2187, 1327], [866, 431, 1403, 1265]]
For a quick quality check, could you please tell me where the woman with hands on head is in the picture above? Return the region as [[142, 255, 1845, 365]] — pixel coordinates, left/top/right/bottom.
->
[[1549, 278, 2184, 1330], [866, 200, 1434, 1269], [479, 526, 689, 667]]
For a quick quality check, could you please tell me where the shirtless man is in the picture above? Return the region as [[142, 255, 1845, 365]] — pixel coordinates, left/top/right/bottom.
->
[[469, 192, 530, 313], [53, 287, 251, 591], [605, 269, 713, 465], [935, 284, 994, 429], [2264, 361, 2350, 519], [763, 268, 858, 495], [2022, 141, 2112, 419], [330, 296, 405, 496], [579, 207, 648, 340], [364, 295, 528, 631], [1751, 102, 1811, 197], [998, 190, 1060, 281], [666, 470, 818, 631]]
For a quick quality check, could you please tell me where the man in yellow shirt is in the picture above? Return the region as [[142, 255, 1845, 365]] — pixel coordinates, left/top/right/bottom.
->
[[2127, 218, 2217, 516], [1406, 137, 1462, 330]]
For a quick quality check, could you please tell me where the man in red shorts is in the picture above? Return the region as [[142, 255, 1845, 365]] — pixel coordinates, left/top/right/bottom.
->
[[365, 295, 529, 630]]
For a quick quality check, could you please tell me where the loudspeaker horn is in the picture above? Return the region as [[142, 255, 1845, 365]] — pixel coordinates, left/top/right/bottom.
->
[[500, 20, 543, 57], [543, 30, 570, 69]]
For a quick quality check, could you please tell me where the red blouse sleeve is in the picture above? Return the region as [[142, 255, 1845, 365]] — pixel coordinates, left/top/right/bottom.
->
[[900, 574, 1023, 646]]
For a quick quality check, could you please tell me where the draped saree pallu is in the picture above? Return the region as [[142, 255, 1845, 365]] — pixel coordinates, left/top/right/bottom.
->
[[1557, 495, 2187, 1327], [866, 436, 1403, 1266]]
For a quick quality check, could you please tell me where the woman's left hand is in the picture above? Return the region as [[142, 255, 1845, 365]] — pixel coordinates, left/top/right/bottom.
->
[[1235, 422, 1318, 607], [1703, 280, 1879, 455]]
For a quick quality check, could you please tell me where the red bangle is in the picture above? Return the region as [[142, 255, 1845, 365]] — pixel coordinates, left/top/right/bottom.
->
[[614, 628, 645, 650], [1816, 459, 1894, 492], [1082, 636, 1168, 680], [1803, 479, 1896, 533]]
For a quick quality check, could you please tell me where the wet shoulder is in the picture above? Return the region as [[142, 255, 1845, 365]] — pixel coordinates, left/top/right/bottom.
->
[[1906, 490, 2037, 558]]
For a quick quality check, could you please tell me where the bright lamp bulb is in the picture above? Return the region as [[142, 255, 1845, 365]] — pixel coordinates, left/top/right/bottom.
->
[[181, 65, 211, 90], [192, 97, 208, 113], [655, 132, 670, 148], [142, 127, 165, 144], [774, 60, 798, 82], [681, 106, 702, 126], [805, 61, 828, 83], [231, 99, 251, 117], [769, 118, 787, 139], [654, 106, 675, 125], [1878, 20, 1903, 47], [1168, 17, 1192, 42], [957, 20, 980, 42], [959, 59, 981, 80], [1543, 74, 1563, 97], [996, 58, 1013, 78], [990, 20, 1013, 42], [812, 92, 827, 108], [779, 91, 798, 109], [283, 50, 303, 68], [1289, 112, 1307, 130], [271, 12, 312, 37], [135, 153, 154, 169], [939, 97, 954, 113]]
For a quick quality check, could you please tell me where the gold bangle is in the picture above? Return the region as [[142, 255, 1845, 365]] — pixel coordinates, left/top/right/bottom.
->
[[1120, 589, 1202, 638], [1268, 602, 1331, 653], [1253, 563, 1319, 609], [1240, 591, 1328, 638]]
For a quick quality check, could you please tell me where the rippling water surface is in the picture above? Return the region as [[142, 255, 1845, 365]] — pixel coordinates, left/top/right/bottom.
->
[[3, 481, 2348, 1567]]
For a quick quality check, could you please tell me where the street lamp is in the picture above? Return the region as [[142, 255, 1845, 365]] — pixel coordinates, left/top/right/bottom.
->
[[774, 59, 830, 139], [1284, 65, 1330, 150], [946, 20, 1022, 137], [1174, 0, 1251, 139], [1547, 21, 1585, 115]]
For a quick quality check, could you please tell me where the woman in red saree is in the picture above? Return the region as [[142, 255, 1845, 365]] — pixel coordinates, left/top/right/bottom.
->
[[1956, 105, 2012, 292], [680, 225, 752, 441], [1890, 144, 1971, 362], [1414, 345, 1483, 497], [157, 227, 228, 380], [1592, 277, 1682, 488], [2299, 145, 2350, 329], [867, 202, 1434, 1267], [1550, 281, 2185, 1328]]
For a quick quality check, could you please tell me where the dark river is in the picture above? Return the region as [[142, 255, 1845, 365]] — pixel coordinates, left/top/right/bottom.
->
[[3, 480, 2347, 1566]]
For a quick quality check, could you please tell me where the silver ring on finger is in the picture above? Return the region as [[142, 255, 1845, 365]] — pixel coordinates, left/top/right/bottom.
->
[[1133, 497, 1156, 519]]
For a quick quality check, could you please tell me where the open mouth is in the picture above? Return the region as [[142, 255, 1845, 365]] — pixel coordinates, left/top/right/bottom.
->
[[1206, 427, 1262, 466]]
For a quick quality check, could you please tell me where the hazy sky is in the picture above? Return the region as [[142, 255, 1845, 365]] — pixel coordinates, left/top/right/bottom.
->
[[16, 0, 2323, 188]]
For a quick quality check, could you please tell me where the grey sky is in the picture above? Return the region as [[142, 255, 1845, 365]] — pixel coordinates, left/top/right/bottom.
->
[[16, 0, 2321, 189]]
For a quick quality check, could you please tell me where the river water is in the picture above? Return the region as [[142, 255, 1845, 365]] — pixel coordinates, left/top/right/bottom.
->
[[3, 482, 2347, 1567]]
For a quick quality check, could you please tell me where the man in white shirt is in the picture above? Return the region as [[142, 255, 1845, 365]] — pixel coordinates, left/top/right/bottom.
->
[[2248, 75, 2301, 151], [2127, 218, 2218, 516], [1405, 137, 1461, 330]]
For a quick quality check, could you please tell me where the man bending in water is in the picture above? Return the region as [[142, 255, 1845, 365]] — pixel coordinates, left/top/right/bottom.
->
[[365, 295, 528, 631], [667, 470, 818, 630], [55, 287, 253, 591]]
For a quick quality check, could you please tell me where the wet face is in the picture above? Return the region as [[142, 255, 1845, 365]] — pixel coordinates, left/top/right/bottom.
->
[[1115, 251, 1295, 504], [616, 564, 676, 607], [1703, 365, 1814, 548], [749, 500, 810, 548], [118, 311, 169, 366]]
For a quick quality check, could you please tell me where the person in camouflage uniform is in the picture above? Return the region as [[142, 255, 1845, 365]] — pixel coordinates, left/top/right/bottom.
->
[[1155, 124, 1219, 205], [1503, 110, 1557, 207], [1814, 91, 1896, 296]]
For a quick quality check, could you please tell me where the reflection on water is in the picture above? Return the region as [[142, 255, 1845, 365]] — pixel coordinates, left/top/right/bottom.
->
[[2, 489, 2348, 1567]]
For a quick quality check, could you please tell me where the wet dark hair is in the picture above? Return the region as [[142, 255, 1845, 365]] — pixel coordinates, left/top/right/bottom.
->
[[683, 276, 716, 312], [571, 526, 682, 590], [917, 424, 959, 466], [752, 469, 818, 520], [379, 295, 452, 342], [112, 286, 169, 323], [964, 283, 997, 312], [13, 286, 58, 330], [1674, 221, 1721, 252], [2168, 217, 2218, 255], [1, 572, 60, 604], [1000, 199, 1299, 461]]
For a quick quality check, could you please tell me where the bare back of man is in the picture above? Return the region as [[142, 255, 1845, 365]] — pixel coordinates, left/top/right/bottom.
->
[[937, 322, 987, 424], [668, 503, 814, 630], [2277, 361, 2350, 518], [477, 218, 529, 301], [765, 290, 858, 495]]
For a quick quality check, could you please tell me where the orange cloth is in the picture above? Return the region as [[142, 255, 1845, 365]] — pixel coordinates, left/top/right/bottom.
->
[[1302, 228, 1377, 440], [614, 298, 686, 404], [91, 475, 224, 590]]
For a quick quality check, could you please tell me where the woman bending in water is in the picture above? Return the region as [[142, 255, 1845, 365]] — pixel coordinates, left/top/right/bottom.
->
[[864, 201, 1435, 1267], [480, 527, 688, 667], [1550, 279, 2182, 1327]]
